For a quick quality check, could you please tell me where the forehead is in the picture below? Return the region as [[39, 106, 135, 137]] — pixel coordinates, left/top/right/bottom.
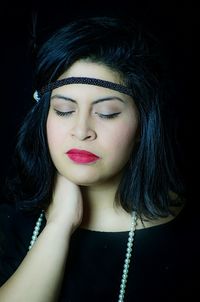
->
[[58, 60, 123, 84], [48, 60, 133, 102]]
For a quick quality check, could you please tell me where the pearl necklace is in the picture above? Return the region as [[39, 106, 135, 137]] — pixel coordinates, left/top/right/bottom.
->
[[28, 210, 137, 302]]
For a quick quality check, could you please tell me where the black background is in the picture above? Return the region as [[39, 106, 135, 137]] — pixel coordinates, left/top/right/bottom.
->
[[0, 0, 197, 203]]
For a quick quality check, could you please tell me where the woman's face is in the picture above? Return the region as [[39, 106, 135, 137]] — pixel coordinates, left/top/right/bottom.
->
[[46, 60, 139, 186]]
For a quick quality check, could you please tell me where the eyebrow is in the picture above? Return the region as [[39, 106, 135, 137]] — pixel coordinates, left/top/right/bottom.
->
[[50, 94, 125, 104]]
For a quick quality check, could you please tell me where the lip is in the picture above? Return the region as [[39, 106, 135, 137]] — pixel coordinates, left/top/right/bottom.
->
[[66, 149, 100, 164]]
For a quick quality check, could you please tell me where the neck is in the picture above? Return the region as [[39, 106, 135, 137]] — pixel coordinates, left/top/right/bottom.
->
[[79, 178, 132, 232]]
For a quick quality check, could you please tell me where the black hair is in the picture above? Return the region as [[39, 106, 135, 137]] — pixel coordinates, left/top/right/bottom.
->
[[7, 16, 184, 218]]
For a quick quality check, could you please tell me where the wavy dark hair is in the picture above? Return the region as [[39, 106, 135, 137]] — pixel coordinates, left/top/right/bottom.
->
[[7, 16, 184, 218]]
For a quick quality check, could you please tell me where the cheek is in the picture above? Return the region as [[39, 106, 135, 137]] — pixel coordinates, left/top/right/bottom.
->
[[46, 116, 65, 151], [103, 121, 138, 158]]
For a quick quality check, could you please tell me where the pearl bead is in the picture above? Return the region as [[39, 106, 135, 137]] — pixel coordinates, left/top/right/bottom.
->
[[118, 211, 137, 302], [28, 211, 44, 251]]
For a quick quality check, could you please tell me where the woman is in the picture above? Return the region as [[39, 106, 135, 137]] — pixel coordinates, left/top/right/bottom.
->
[[0, 16, 195, 302]]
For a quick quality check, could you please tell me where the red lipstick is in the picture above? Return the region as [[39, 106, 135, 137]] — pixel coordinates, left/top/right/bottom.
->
[[66, 149, 100, 164]]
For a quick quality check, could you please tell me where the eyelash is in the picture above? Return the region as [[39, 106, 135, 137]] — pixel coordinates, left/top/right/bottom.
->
[[97, 113, 121, 119], [55, 110, 74, 117], [55, 110, 121, 119]]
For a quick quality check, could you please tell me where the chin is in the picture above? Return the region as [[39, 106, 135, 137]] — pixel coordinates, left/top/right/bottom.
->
[[63, 174, 101, 186], [58, 165, 121, 187]]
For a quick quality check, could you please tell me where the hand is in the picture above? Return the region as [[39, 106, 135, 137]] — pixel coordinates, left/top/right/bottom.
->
[[45, 173, 83, 234]]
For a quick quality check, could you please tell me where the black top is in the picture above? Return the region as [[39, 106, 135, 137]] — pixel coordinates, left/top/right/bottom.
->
[[0, 202, 199, 302]]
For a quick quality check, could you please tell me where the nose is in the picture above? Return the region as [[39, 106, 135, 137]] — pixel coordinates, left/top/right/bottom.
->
[[71, 116, 97, 141]]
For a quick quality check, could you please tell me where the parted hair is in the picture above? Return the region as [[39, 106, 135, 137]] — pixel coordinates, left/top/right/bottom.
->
[[7, 16, 184, 218]]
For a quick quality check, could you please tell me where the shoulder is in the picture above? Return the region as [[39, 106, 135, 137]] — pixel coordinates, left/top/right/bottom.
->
[[0, 202, 16, 231], [0, 202, 40, 279], [137, 203, 185, 231], [0, 202, 40, 226], [0, 202, 40, 249], [0, 202, 17, 262], [0, 202, 20, 244]]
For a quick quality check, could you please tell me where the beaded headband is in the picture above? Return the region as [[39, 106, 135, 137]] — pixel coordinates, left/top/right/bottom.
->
[[33, 76, 133, 102]]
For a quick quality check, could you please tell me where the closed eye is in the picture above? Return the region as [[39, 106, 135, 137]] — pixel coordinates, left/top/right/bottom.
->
[[54, 109, 121, 119], [54, 109, 75, 117], [97, 112, 121, 119]]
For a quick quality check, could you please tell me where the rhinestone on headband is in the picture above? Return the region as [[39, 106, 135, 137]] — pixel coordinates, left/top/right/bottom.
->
[[33, 76, 133, 102], [33, 90, 40, 103]]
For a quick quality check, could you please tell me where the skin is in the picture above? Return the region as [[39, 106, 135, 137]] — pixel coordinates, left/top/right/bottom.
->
[[47, 60, 139, 186], [46, 60, 140, 231]]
